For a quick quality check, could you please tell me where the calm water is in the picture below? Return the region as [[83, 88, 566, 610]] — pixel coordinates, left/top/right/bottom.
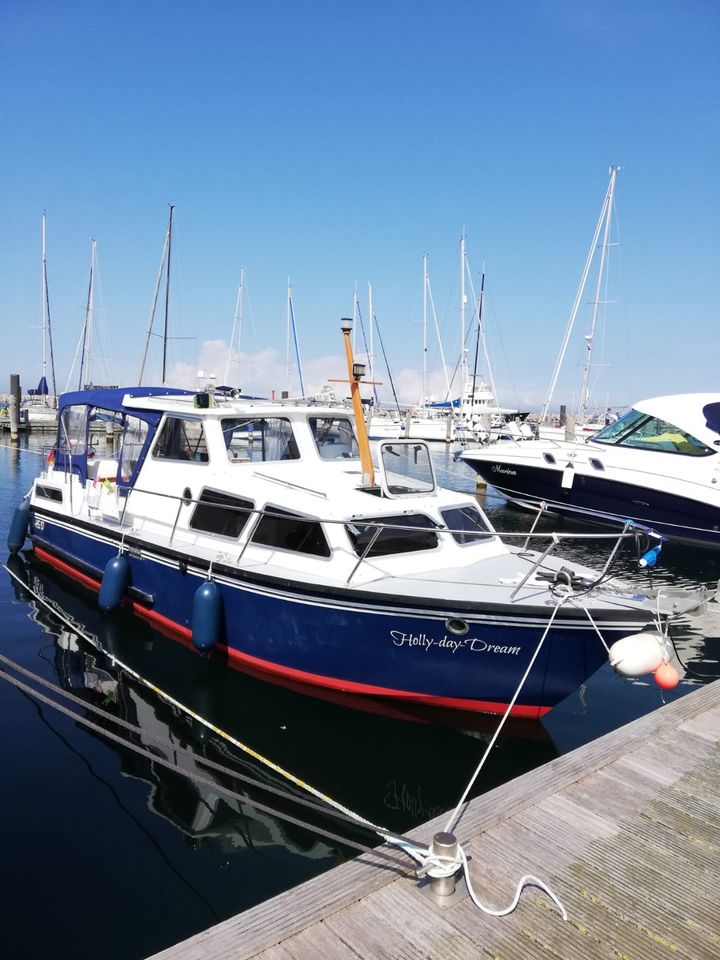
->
[[1, 437, 719, 960]]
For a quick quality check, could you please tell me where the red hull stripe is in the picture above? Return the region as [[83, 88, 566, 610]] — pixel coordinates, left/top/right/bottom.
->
[[35, 545, 102, 594], [32, 544, 549, 719]]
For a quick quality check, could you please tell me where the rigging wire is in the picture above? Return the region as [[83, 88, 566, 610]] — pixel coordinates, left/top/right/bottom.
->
[[370, 309, 402, 419]]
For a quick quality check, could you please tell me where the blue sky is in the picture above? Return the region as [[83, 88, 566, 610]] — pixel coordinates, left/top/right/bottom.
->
[[1, 0, 718, 411]]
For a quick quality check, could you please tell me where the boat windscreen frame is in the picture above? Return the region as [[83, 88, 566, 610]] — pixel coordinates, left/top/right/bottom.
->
[[591, 406, 714, 457], [377, 440, 437, 498]]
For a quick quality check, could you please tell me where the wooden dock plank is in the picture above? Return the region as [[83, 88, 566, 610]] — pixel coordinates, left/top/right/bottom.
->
[[149, 681, 720, 960]]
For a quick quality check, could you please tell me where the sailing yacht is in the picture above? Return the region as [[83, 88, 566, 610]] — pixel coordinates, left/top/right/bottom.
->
[[369, 243, 510, 443], [22, 212, 58, 430]]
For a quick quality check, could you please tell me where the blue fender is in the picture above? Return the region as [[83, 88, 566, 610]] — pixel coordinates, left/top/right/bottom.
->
[[192, 580, 223, 653], [7, 499, 30, 554], [98, 554, 131, 612]]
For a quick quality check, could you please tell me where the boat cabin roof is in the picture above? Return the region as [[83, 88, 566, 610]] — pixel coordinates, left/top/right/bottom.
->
[[57, 387, 347, 423]]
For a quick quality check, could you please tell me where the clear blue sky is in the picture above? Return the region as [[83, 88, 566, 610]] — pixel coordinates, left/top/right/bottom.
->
[[1, 0, 718, 410]]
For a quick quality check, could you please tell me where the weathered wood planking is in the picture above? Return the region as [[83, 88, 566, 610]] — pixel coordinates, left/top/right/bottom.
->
[[149, 680, 720, 960]]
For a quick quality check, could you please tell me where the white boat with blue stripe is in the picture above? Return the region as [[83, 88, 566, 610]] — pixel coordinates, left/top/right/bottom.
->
[[7, 322, 708, 720]]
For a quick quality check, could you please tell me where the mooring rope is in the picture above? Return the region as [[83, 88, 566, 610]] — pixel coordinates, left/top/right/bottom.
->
[[442, 598, 566, 837], [0, 664, 412, 873], [2, 560, 421, 850], [4, 557, 570, 919]]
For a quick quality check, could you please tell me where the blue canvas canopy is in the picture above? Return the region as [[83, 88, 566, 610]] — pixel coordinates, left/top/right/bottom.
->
[[58, 386, 193, 427], [27, 376, 49, 397]]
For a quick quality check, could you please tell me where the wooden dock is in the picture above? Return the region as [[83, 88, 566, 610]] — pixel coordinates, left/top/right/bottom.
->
[[149, 680, 720, 960]]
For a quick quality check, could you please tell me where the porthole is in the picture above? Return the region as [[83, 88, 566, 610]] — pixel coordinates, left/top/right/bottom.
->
[[445, 617, 469, 636], [182, 487, 193, 505], [589, 458, 605, 471], [543, 453, 556, 465]]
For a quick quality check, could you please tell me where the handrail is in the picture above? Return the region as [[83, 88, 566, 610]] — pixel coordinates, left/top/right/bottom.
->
[[91, 480, 644, 541], [510, 535, 559, 601]]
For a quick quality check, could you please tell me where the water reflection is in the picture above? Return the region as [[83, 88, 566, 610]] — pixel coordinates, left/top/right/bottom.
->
[[8, 555, 559, 857]]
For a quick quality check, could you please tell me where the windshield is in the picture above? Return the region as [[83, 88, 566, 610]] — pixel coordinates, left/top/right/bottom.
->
[[345, 514, 439, 557], [378, 441, 436, 497], [440, 505, 493, 544], [222, 417, 299, 462], [309, 416, 359, 460], [593, 408, 713, 456]]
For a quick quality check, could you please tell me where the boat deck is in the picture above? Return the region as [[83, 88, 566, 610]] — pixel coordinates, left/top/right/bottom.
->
[[149, 679, 720, 960]]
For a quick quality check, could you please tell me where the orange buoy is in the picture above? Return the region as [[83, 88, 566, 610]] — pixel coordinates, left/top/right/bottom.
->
[[654, 662, 680, 690]]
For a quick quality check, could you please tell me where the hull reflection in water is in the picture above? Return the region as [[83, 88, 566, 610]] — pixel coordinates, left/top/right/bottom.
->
[[9, 553, 557, 844]]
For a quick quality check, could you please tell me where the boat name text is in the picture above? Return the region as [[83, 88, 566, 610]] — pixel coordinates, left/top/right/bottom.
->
[[390, 630, 521, 656], [491, 465, 517, 476]]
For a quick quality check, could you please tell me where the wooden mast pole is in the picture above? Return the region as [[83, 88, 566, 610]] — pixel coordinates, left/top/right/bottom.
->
[[341, 318, 375, 487]]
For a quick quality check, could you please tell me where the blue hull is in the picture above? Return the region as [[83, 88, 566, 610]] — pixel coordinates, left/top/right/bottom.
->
[[470, 459, 720, 547], [27, 507, 646, 717]]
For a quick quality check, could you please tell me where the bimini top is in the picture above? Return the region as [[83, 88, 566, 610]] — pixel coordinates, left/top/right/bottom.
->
[[58, 386, 194, 420]]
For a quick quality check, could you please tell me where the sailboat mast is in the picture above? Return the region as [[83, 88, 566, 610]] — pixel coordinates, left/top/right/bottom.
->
[[422, 253, 428, 407], [41, 212, 47, 387], [86, 240, 96, 387], [471, 270, 485, 406], [138, 224, 169, 386], [285, 279, 292, 394], [352, 285, 358, 354], [578, 166, 619, 425], [162, 204, 175, 385], [368, 282, 374, 387], [540, 167, 619, 423], [460, 231, 467, 397], [78, 240, 95, 390], [225, 266, 245, 384], [289, 290, 305, 397]]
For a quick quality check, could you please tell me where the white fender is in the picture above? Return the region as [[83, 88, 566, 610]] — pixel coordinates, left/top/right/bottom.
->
[[608, 631, 670, 678], [561, 463, 575, 489]]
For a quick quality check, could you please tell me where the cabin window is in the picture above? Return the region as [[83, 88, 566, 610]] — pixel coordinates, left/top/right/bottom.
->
[[221, 417, 299, 462], [440, 505, 493, 544], [35, 485, 63, 503], [345, 514, 439, 557], [309, 417, 359, 460], [153, 416, 209, 462], [595, 413, 713, 457], [251, 507, 330, 557], [190, 489, 254, 538], [58, 405, 90, 457], [118, 416, 149, 482]]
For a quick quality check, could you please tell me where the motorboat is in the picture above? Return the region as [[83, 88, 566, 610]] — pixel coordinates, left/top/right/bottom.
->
[[7, 323, 709, 720], [458, 393, 720, 547]]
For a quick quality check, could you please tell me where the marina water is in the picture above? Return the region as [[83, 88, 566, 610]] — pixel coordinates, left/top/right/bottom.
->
[[1, 437, 719, 960]]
